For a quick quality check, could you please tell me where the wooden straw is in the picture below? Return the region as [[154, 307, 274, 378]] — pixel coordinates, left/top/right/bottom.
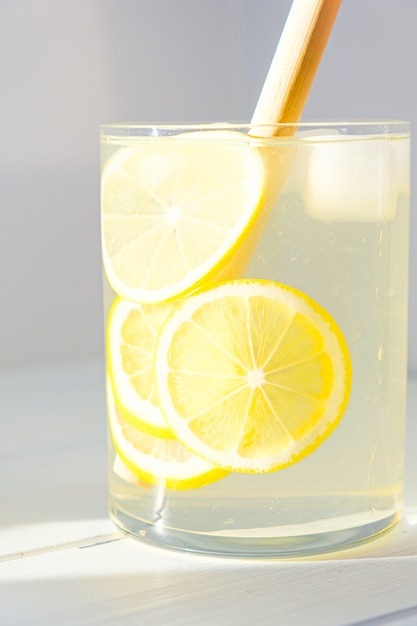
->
[[219, 1, 342, 278], [251, 0, 342, 135]]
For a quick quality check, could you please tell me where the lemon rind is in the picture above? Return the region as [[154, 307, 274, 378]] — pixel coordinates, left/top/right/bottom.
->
[[106, 296, 173, 438], [155, 279, 352, 474], [101, 132, 266, 304], [107, 380, 228, 490]]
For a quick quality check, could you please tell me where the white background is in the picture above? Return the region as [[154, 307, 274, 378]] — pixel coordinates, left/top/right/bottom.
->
[[0, 0, 415, 372]]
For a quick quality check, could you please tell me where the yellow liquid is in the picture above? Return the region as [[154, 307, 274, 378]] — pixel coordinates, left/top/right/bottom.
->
[[104, 129, 409, 556]]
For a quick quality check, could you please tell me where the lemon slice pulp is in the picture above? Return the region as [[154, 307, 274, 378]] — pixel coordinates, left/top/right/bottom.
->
[[106, 297, 176, 437], [107, 379, 228, 489], [101, 131, 265, 303], [155, 279, 352, 473]]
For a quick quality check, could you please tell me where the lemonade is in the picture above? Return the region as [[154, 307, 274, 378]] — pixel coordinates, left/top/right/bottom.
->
[[101, 123, 409, 556]]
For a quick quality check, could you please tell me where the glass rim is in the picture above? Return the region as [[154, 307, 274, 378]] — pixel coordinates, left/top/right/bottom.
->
[[100, 120, 410, 136]]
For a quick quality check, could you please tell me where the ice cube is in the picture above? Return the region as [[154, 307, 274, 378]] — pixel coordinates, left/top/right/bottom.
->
[[392, 136, 410, 196], [302, 135, 399, 222]]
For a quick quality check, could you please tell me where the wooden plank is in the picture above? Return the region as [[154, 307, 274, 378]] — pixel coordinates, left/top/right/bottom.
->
[[0, 361, 108, 555], [0, 538, 416, 626]]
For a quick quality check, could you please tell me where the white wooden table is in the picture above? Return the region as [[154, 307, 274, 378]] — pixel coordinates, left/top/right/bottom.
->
[[1, 361, 416, 626]]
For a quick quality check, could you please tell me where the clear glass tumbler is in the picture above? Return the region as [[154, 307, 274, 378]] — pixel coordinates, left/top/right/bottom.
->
[[100, 122, 410, 557]]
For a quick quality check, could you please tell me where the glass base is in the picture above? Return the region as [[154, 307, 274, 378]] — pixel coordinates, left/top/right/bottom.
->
[[109, 503, 400, 558]]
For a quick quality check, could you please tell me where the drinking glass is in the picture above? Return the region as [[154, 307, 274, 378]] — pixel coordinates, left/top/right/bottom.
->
[[100, 121, 410, 557]]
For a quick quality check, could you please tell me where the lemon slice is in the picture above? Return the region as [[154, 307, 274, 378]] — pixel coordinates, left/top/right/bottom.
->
[[106, 296, 176, 437], [155, 279, 352, 473], [107, 380, 228, 490], [101, 131, 265, 303]]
